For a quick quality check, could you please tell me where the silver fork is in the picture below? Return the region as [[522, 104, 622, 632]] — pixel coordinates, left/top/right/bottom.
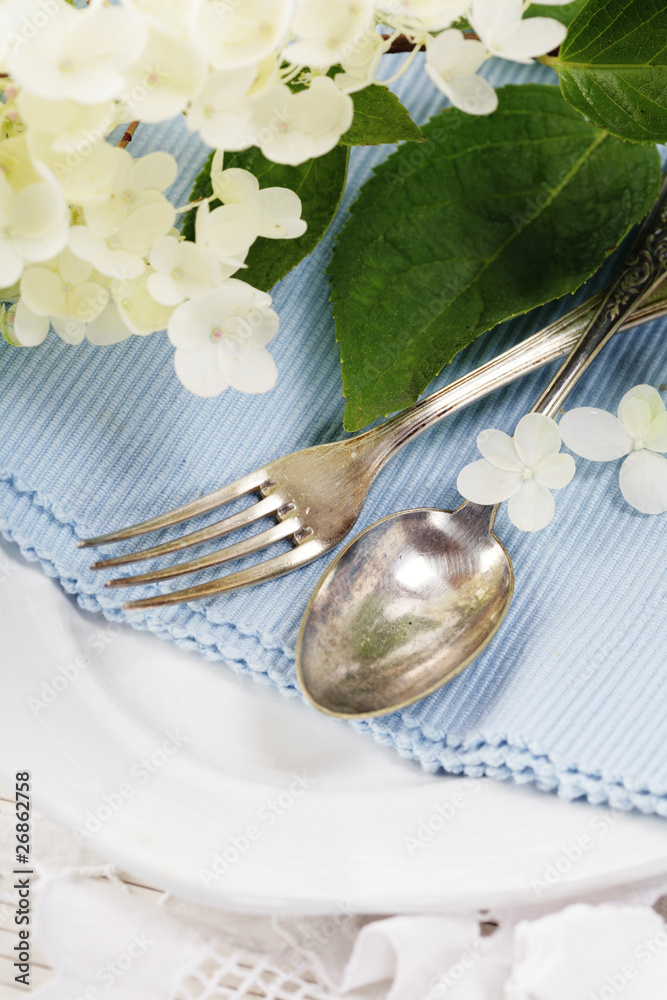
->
[[81, 282, 667, 609]]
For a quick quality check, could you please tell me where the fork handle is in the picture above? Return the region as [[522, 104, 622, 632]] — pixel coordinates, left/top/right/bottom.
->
[[531, 174, 667, 418], [363, 270, 667, 473]]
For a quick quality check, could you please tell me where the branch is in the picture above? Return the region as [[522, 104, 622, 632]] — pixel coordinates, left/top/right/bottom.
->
[[118, 120, 140, 149], [384, 31, 480, 53]]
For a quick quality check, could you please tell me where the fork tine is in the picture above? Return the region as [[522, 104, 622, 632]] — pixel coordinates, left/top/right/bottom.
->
[[104, 520, 298, 588], [90, 494, 285, 571], [121, 537, 324, 609], [77, 467, 270, 549]]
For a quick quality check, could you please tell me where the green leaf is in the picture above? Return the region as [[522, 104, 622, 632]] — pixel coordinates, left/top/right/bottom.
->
[[525, 0, 588, 27], [549, 0, 667, 143], [340, 85, 424, 146], [330, 84, 660, 431], [182, 144, 349, 292]]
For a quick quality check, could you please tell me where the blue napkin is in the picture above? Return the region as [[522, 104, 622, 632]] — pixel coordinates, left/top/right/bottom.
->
[[2, 56, 667, 817]]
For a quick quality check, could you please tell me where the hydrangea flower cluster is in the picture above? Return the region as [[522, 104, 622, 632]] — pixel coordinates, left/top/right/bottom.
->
[[0, 0, 570, 397]]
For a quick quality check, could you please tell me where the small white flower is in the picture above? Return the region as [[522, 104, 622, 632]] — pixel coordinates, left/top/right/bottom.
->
[[147, 235, 222, 306], [249, 77, 354, 166], [68, 196, 176, 281], [194, 199, 258, 268], [190, 0, 292, 71], [7, 0, 147, 104], [425, 29, 497, 116], [20, 248, 110, 342], [212, 165, 307, 239], [28, 131, 121, 207], [186, 66, 259, 150], [334, 29, 389, 93], [0, 136, 69, 286], [111, 269, 175, 336], [82, 147, 178, 235], [470, 0, 566, 65], [122, 25, 203, 124], [168, 279, 279, 397], [457, 413, 576, 531], [559, 385, 667, 516], [286, 0, 376, 69]]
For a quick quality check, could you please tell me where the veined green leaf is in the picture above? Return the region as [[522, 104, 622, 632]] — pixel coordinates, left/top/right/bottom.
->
[[526, 0, 587, 27], [182, 145, 349, 292], [330, 84, 660, 431], [340, 85, 424, 146], [550, 0, 667, 143]]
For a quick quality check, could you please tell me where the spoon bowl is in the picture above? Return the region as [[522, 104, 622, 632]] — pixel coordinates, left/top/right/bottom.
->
[[296, 503, 513, 719]]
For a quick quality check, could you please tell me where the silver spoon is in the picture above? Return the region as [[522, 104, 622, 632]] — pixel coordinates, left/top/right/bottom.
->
[[297, 178, 667, 719]]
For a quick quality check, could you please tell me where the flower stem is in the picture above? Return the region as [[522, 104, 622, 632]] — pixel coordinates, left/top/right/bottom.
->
[[118, 120, 140, 149]]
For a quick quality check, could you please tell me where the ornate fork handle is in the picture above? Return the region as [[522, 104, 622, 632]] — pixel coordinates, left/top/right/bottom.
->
[[533, 175, 667, 419]]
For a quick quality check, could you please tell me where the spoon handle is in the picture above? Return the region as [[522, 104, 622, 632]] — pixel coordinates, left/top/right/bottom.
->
[[531, 175, 667, 418]]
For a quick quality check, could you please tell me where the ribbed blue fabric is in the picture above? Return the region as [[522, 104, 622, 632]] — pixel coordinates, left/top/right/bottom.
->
[[2, 57, 667, 815]]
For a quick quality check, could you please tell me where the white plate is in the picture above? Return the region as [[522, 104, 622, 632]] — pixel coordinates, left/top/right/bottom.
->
[[1, 537, 666, 914]]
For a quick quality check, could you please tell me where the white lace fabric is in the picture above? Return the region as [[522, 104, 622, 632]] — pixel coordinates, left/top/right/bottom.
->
[[1, 801, 667, 1000]]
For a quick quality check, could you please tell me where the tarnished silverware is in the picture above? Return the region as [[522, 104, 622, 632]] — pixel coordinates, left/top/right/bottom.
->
[[296, 178, 667, 719], [81, 276, 667, 609]]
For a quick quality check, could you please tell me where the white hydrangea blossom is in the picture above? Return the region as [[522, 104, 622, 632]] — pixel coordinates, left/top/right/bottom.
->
[[425, 29, 497, 115], [0, 136, 69, 287], [211, 162, 307, 239], [168, 280, 280, 397], [20, 249, 110, 344], [559, 385, 667, 516], [0, 0, 572, 398], [457, 413, 576, 532], [249, 78, 354, 165]]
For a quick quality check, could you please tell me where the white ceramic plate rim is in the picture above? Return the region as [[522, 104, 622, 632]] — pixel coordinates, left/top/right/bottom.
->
[[2, 539, 667, 914]]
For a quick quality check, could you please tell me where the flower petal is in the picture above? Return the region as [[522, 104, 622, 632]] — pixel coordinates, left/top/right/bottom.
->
[[218, 340, 277, 395], [477, 428, 523, 471], [51, 315, 85, 345], [85, 303, 132, 345], [507, 480, 555, 532], [457, 459, 522, 504], [131, 152, 178, 195], [513, 413, 561, 468], [174, 341, 229, 398], [618, 384, 665, 423], [618, 451, 667, 515], [167, 296, 213, 348], [534, 452, 576, 490], [559, 408, 633, 461], [14, 299, 49, 346], [620, 396, 651, 440], [645, 412, 667, 453], [496, 18, 567, 64]]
